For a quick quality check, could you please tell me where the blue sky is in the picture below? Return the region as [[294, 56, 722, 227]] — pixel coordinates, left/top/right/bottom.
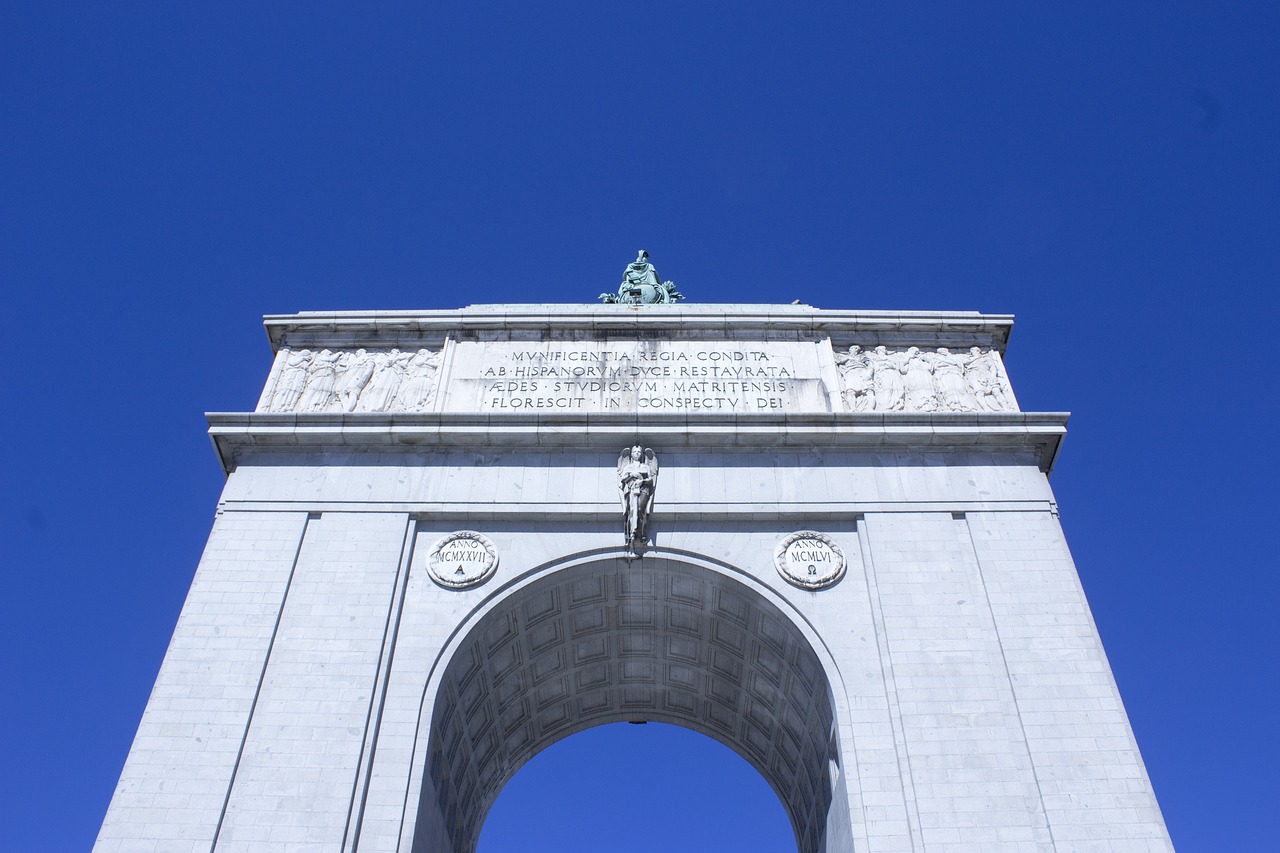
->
[[2, 3, 1276, 851]]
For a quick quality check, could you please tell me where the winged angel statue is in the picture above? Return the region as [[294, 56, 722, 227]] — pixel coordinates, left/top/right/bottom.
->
[[617, 445, 658, 549]]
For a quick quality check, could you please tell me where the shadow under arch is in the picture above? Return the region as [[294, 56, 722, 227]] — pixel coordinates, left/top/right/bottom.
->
[[404, 550, 854, 853]]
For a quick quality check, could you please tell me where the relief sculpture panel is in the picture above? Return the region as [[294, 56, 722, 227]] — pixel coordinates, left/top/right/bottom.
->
[[259, 347, 442, 413], [834, 345, 1017, 413]]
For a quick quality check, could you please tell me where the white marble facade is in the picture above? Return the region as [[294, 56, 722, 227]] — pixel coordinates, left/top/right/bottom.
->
[[97, 304, 1173, 853]]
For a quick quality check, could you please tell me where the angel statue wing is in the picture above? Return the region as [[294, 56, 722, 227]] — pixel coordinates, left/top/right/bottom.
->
[[617, 447, 633, 510], [643, 448, 658, 481]]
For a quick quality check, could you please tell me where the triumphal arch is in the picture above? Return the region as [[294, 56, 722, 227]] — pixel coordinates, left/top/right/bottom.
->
[[97, 256, 1175, 852]]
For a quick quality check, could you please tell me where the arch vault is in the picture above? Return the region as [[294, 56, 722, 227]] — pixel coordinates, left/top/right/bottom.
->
[[410, 553, 848, 853]]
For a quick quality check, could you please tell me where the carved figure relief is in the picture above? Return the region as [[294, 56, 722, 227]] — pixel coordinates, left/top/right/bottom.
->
[[902, 346, 938, 411], [335, 349, 375, 412], [269, 348, 312, 411], [394, 349, 444, 412], [964, 346, 1013, 412], [932, 347, 977, 412], [358, 348, 410, 412], [835, 345, 1016, 413], [298, 348, 341, 412], [260, 347, 442, 413], [616, 446, 658, 550], [834, 345, 876, 412], [872, 345, 906, 411]]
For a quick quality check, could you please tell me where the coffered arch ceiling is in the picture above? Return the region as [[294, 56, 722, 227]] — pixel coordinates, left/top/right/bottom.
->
[[414, 556, 846, 853]]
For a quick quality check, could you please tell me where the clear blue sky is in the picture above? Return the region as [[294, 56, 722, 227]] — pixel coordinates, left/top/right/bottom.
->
[[2, 4, 1276, 851]]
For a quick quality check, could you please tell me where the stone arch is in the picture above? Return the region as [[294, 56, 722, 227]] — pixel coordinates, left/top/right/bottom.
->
[[405, 551, 853, 853]]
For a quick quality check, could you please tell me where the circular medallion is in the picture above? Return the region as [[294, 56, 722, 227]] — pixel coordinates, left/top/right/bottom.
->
[[774, 531, 846, 590], [427, 531, 499, 589]]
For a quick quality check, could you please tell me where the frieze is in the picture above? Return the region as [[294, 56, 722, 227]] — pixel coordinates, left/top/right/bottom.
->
[[834, 345, 1016, 413], [256, 340, 1018, 415], [260, 347, 442, 413]]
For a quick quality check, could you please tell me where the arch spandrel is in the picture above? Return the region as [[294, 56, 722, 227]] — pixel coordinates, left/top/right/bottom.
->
[[401, 552, 857, 853]]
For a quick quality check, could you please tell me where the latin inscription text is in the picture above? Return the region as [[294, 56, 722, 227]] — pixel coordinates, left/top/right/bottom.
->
[[446, 342, 830, 413]]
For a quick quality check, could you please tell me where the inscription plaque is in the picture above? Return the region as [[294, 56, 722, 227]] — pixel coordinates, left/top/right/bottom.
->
[[442, 339, 835, 413], [774, 531, 846, 589], [426, 531, 499, 589]]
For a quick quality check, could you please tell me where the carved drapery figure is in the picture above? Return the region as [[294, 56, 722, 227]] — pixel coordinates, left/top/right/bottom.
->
[[932, 347, 978, 412], [357, 349, 410, 412], [901, 347, 939, 411], [835, 345, 876, 411], [965, 346, 1012, 412], [870, 345, 905, 411], [617, 446, 658, 549], [836, 344, 1015, 413], [298, 349, 342, 412], [335, 349, 376, 412], [262, 346, 449, 413], [393, 348, 442, 412], [270, 349, 312, 411]]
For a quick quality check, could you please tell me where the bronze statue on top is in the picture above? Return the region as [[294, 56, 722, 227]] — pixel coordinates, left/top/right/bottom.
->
[[600, 250, 684, 305]]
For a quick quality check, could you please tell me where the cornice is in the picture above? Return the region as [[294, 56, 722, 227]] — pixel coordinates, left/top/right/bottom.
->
[[207, 410, 1067, 476], [262, 305, 1015, 353]]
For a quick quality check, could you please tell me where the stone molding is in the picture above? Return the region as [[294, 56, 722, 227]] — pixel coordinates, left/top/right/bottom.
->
[[262, 305, 1015, 352], [207, 410, 1069, 474]]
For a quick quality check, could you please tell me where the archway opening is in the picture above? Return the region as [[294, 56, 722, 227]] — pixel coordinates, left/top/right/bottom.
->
[[476, 721, 796, 853], [413, 556, 847, 853]]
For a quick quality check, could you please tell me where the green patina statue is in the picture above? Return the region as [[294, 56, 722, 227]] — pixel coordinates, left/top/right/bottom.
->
[[599, 250, 684, 305]]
